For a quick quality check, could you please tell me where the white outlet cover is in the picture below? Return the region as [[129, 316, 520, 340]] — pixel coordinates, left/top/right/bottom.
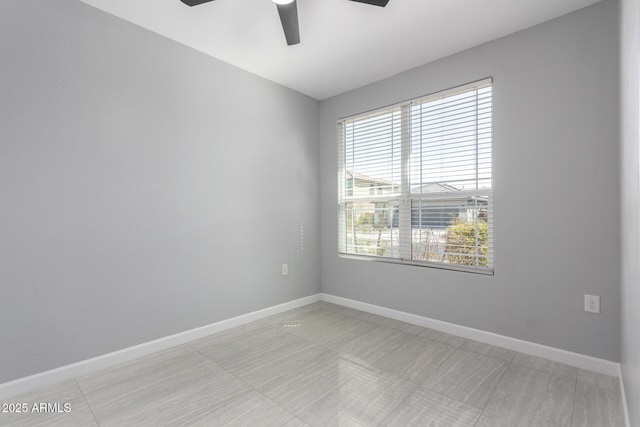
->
[[584, 294, 600, 314], [282, 264, 288, 276]]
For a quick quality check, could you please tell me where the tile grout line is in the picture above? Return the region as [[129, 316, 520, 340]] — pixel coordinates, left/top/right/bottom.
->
[[278, 305, 418, 426], [374, 387, 415, 427], [418, 340, 460, 388], [186, 341, 286, 423], [298, 309, 396, 425], [472, 358, 514, 427], [508, 356, 580, 382], [569, 368, 579, 427], [249, 381, 311, 426], [333, 306, 498, 421], [189, 334, 331, 426], [73, 378, 101, 427], [374, 334, 472, 426]]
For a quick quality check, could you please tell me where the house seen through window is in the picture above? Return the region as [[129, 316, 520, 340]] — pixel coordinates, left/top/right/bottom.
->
[[337, 79, 493, 274]]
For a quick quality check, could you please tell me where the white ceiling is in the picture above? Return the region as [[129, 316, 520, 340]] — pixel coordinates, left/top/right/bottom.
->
[[78, 0, 600, 100]]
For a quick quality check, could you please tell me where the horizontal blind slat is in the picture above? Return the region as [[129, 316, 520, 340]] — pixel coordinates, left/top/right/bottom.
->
[[339, 80, 493, 273]]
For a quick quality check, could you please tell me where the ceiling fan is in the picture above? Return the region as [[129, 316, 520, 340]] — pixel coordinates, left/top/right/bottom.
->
[[179, 0, 389, 46]]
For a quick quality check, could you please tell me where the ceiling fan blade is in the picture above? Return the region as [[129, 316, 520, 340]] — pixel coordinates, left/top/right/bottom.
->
[[348, 0, 389, 6], [276, 1, 300, 46], [180, 0, 216, 6]]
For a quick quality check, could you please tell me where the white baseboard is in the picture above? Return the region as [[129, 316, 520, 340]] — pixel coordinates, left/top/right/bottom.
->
[[1, 292, 624, 406], [0, 294, 321, 401], [320, 293, 621, 377]]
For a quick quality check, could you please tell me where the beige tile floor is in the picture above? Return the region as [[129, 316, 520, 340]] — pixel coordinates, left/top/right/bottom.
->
[[0, 302, 625, 426]]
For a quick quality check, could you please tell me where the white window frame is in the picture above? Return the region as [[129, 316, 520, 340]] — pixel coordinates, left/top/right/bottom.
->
[[337, 78, 494, 275]]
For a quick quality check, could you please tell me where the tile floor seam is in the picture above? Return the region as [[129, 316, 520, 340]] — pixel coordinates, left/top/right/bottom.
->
[[462, 346, 513, 363], [209, 335, 322, 426], [288, 378, 345, 426], [254, 383, 316, 426], [287, 377, 345, 423], [185, 342, 210, 361], [569, 368, 579, 427], [185, 341, 280, 424], [374, 382, 420, 427], [73, 378, 101, 427], [413, 383, 477, 411], [482, 358, 512, 412], [472, 410, 482, 427], [419, 342, 462, 389], [187, 341, 258, 392], [341, 324, 414, 366], [228, 386, 297, 427], [510, 359, 578, 382], [387, 385, 484, 427], [181, 387, 258, 426], [471, 358, 515, 427], [414, 339, 458, 388]]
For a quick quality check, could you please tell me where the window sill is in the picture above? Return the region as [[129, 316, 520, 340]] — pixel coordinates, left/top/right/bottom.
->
[[338, 253, 494, 276]]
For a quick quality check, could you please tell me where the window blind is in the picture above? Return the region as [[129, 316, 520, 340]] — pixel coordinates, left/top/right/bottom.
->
[[338, 78, 493, 274]]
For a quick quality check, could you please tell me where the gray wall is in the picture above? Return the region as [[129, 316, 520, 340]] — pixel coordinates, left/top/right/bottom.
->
[[0, 0, 320, 384], [0, 0, 626, 389], [320, 0, 620, 361], [620, 0, 640, 423]]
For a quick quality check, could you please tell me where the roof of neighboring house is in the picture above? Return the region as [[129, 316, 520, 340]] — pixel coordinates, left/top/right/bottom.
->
[[347, 174, 488, 202], [414, 182, 461, 193], [413, 183, 489, 204], [346, 171, 395, 186]]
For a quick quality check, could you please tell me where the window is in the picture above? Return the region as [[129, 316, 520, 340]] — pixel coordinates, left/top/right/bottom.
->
[[338, 79, 493, 274]]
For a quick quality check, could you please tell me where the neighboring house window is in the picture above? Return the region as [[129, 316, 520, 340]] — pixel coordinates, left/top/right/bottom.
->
[[346, 180, 353, 197], [337, 79, 493, 274]]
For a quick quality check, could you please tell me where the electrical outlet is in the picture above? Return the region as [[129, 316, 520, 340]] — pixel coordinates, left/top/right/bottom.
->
[[584, 294, 600, 314], [282, 264, 288, 276]]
